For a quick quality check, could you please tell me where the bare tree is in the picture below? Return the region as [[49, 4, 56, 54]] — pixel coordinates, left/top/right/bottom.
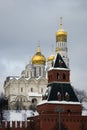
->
[[29, 98, 37, 112], [74, 88, 87, 110], [0, 92, 8, 126]]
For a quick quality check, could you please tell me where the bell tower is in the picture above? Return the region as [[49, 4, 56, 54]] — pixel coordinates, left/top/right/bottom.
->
[[56, 17, 69, 67]]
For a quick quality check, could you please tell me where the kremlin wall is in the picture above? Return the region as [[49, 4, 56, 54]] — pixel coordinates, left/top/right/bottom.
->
[[0, 18, 87, 130]]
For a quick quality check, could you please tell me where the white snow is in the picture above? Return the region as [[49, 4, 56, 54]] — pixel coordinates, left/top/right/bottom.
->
[[37, 100, 81, 106], [8, 76, 43, 81], [2, 108, 87, 122], [82, 110, 87, 116], [48, 67, 70, 71], [28, 92, 42, 97], [3, 110, 39, 121]]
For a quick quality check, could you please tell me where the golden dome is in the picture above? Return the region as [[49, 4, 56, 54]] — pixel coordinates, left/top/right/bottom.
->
[[32, 46, 46, 65], [47, 55, 55, 61], [56, 29, 67, 36], [56, 17, 67, 43], [56, 17, 67, 36]]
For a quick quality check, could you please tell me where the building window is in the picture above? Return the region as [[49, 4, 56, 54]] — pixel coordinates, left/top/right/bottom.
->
[[31, 88, 33, 92], [21, 88, 23, 92], [63, 73, 66, 80], [20, 97, 22, 102], [41, 88, 43, 93], [31, 72, 32, 77], [39, 67, 41, 76], [34, 67, 36, 77], [57, 73, 59, 80]]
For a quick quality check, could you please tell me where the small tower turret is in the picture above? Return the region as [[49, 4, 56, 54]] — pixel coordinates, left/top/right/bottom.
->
[[48, 53, 70, 83]]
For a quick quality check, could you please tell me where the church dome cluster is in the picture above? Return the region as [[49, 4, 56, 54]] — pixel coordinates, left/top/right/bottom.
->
[[32, 46, 46, 65]]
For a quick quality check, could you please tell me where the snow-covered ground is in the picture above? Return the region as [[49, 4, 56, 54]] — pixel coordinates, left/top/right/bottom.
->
[[3, 110, 39, 121], [2, 109, 87, 121]]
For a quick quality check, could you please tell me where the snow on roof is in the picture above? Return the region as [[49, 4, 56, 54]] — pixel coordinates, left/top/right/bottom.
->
[[8, 76, 20, 80], [8, 76, 44, 81], [37, 100, 81, 106], [3, 110, 39, 121], [37, 100, 47, 105], [48, 67, 70, 71], [28, 92, 42, 97]]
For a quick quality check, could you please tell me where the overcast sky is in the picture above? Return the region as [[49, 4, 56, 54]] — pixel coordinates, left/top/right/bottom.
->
[[0, 0, 87, 92]]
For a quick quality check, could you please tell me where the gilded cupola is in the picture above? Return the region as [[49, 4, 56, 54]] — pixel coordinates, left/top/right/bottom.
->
[[32, 46, 46, 65], [56, 17, 67, 42], [47, 55, 55, 62]]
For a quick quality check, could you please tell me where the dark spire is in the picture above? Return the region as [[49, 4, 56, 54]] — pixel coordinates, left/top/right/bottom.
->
[[54, 53, 67, 68]]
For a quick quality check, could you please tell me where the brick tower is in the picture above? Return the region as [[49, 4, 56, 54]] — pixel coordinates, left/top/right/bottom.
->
[[34, 52, 87, 130], [27, 19, 87, 130]]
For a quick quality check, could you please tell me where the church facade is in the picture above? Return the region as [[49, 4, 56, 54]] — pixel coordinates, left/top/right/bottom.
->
[[4, 46, 48, 110], [4, 18, 69, 110]]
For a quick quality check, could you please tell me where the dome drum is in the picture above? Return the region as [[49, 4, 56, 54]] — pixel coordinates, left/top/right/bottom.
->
[[56, 35, 67, 42]]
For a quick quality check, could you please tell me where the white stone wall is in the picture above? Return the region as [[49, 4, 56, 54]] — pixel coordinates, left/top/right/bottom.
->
[[4, 76, 47, 109]]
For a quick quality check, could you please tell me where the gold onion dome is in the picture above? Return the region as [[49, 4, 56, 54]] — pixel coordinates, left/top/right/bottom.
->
[[32, 46, 46, 65], [56, 29, 67, 36], [56, 17, 67, 36], [47, 55, 55, 62]]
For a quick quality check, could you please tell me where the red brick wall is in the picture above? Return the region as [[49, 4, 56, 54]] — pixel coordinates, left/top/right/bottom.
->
[[0, 114, 87, 130], [37, 114, 87, 130], [48, 69, 70, 83], [37, 103, 82, 116]]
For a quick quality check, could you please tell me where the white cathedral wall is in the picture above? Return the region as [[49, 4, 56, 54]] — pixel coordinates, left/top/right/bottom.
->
[[4, 76, 48, 109], [27, 78, 38, 93], [38, 78, 47, 94]]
